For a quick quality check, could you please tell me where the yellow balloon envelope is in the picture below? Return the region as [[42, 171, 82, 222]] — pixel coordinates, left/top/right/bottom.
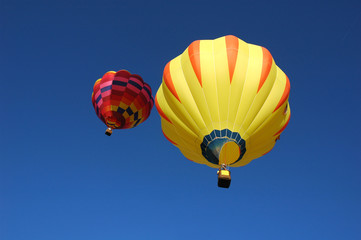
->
[[156, 35, 290, 168]]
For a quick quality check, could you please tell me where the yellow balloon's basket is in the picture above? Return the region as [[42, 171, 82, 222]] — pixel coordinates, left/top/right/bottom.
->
[[217, 169, 231, 188]]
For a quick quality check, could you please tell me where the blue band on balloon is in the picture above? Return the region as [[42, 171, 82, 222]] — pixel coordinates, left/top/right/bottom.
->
[[200, 129, 246, 165]]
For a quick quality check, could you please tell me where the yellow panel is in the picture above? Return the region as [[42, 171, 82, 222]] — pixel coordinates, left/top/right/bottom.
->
[[227, 39, 249, 131], [162, 83, 200, 137], [180, 49, 213, 136], [179, 148, 211, 166], [200, 40, 221, 130], [118, 101, 129, 110], [213, 37, 230, 129], [232, 44, 262, 132], [157, 86, 198, 141], [244, 65, 284, 136], [241, 60, 277, 132], [111, 105, 118, 111], [169, 56, 207, 135], [219, 141, 241, 165]]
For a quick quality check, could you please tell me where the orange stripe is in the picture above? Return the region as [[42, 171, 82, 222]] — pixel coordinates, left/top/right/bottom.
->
[[273, 113, 291, 136], [162, 129, 177, 146], [225, 35, 239, 83], [273, 75, 290, 112], [163, 62, 181, 102], [258, 47, 273, 92], [155, 95, 172, 123], [188, 40, 202, 87]]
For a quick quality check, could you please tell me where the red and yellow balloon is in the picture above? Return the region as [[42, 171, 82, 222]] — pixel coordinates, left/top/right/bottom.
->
[[92, 70, 154, 135]]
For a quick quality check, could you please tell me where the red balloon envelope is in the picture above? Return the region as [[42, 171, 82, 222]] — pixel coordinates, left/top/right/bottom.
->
[[91, 70, 154, 135]]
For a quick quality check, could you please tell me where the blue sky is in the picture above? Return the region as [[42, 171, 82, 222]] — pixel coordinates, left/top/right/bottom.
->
[[1, 0, 361, 239]]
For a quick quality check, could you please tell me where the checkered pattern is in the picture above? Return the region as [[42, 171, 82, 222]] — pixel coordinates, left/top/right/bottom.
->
[[91, 70, 154, 129]]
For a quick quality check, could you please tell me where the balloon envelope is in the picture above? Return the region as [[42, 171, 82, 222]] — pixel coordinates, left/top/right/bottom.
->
[[92, 70, 154, 131], [155, 35, 290, 168]]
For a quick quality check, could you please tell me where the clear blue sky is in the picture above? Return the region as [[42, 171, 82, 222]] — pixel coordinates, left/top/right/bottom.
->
[[1, 0, 360, 239]]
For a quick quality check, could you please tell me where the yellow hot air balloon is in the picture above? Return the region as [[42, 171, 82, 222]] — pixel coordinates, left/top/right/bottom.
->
[[155, 35, 290, 188]]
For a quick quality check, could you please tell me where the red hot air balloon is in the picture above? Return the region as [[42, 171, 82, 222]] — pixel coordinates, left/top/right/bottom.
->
[[91, 70, 154, 136]]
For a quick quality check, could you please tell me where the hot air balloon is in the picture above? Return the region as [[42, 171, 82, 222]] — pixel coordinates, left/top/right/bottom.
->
[[155, 35, 290, 188], [92, 70, 154, 136]]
